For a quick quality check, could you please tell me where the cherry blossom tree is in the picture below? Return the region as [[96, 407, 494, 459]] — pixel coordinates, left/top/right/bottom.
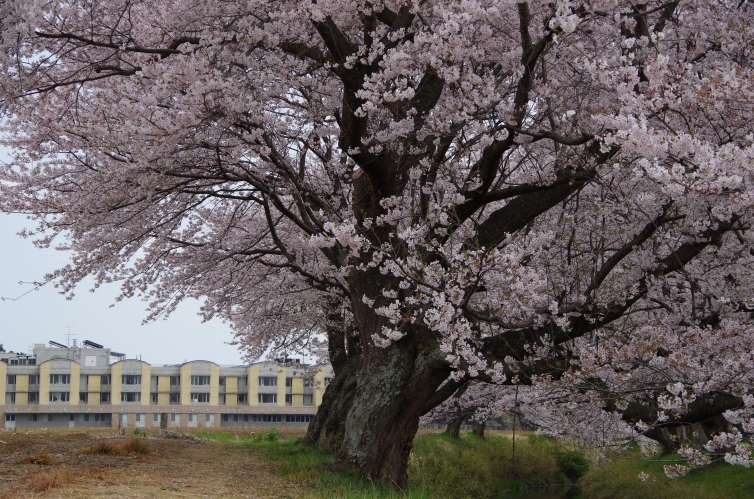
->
[[2, 0, 754, 487]]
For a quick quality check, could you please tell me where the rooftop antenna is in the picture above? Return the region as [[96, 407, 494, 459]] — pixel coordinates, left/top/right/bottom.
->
[[64, 326, 76, 347]]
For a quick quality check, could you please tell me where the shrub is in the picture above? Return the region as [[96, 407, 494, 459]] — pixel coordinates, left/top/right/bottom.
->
[[25, 466, 74, 493], [82, 438, 150, 455], [265, 427, 280, 442], [17, 452, 52, 466], [83, 440, 120, 455], [553, 448, 590, 480], [120, 438, 151, 455]]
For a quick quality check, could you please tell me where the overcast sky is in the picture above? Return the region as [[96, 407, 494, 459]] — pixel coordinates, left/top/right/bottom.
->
[[0, 147, 245, 365]]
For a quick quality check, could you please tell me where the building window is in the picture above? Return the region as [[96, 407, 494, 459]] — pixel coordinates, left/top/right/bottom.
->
[[221, 414, 229, 422], [5, 392, 15, 404], [233, 414, 240, 422], [303, 378, 313, 387], [28, 392, 39, 404], [150, 376, 158, 386], [122, 375, 141, 385], [303, 394, 314, 406], [100, 392, 111, 403], [135, 414, 143, 422], [238, 377, 247, 387], [171, 414, 178, 422], [101, 375, 110, 385], [191, 393, 210, 403], [121, 392, 141, 403], [191, 376, 211, 385], [188, 414, 196, 422], [324, 377, 332, 387], [238, 394, 247, 404], [29, 375, 39, 385], [259, 376, 277, 386], [206, 414, 213, 423], [70, 414, 75, 421], [258, 393, 277, 404], [218, 394, 226, 405], [28, 414, 38, 422], [285, 377, 293, 387], [169, 393, 180, 404], [6, 375, 16, 384], [252, 414, 282, 422], [5, 414, 15, 422], [285, 394, 292, 406], [49, 391, 70, 402], [50, 374, 71, 384], [170, 376, 181, 386], [150, 393, 158, 404], [79, 392, 88, 403], [219, 376, 226, 386], [285, 414, 314, 423], [153, 413, 160, 423]]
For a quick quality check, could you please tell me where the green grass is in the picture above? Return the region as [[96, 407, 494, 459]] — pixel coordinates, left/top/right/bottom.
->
[[198, 430, 582, 498], [197, 429, 754, 498], [581, 449, 754, 499]]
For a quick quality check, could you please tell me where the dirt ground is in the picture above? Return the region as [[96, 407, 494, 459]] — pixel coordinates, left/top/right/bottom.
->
[[0, 427, 313, 498]]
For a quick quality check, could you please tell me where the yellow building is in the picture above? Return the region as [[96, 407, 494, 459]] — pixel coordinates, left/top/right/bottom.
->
[[1, 343, 332, 429]]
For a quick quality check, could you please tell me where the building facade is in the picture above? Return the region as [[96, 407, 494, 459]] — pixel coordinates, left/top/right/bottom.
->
[[1, 342, 332, 429]]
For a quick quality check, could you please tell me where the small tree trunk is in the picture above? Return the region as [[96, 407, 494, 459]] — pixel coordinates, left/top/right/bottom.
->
[[445, 413, 470, 439], [160, 413, 168, 430], [472, 421, 485, 438]]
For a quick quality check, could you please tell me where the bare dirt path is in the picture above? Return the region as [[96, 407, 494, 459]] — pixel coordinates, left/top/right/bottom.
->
[[0, 428, 314, 498]]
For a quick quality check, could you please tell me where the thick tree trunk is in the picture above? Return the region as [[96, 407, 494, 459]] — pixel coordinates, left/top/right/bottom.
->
[[304, 355, 359, 453], [445, 413, 470, 439], [338, 340, 450, 489], [472, 421, 486, 438]]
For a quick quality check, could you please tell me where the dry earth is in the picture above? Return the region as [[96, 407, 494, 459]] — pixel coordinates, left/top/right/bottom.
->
[[0, 428, 313, 498]]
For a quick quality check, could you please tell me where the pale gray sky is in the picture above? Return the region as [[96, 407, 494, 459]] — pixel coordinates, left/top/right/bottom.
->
[[0, 147, 245, 365]]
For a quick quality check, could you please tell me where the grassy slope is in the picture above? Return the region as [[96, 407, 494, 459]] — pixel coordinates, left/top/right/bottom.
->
[[199, 431, 578, 498], [581, 450, 754, 499], [198, 430, 754, 499]]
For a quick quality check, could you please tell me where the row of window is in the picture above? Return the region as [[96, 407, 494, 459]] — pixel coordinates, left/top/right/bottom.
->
[[0, 357, 36, 365], [3, 391, 315, 406], [6, 374, 330, 388], [5, 412, 314, 423]]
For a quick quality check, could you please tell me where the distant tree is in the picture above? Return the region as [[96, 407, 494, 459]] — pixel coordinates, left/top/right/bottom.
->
[[2, 0, 754, 486], [0, 344, 4, 353]]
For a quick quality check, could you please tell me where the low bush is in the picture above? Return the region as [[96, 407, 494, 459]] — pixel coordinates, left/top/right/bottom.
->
[[24, 466, 74, 493], [265, 427, 280, 442], [120, 437, 151, 455], [17, 452, 53, 466], [553, 448, 590, 480], [83, 439, 120, 455], [82, 438, 150, 455]]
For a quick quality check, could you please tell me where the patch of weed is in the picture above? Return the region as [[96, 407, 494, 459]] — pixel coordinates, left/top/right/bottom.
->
[[17, 452, 53, 466], [82, 438, 151, 455], [24, 466, 74, 493], [120, 437, 151, 454]]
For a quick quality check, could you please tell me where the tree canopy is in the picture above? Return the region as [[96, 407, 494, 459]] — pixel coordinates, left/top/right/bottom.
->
[[2, 0, 754, 486]]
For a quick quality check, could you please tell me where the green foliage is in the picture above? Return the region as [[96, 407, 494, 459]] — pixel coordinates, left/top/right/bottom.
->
[[265, 427, 280, 442], [581, 450, 754, 499], [200, 431, 584, 498], [552, 448, 590, 480]]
